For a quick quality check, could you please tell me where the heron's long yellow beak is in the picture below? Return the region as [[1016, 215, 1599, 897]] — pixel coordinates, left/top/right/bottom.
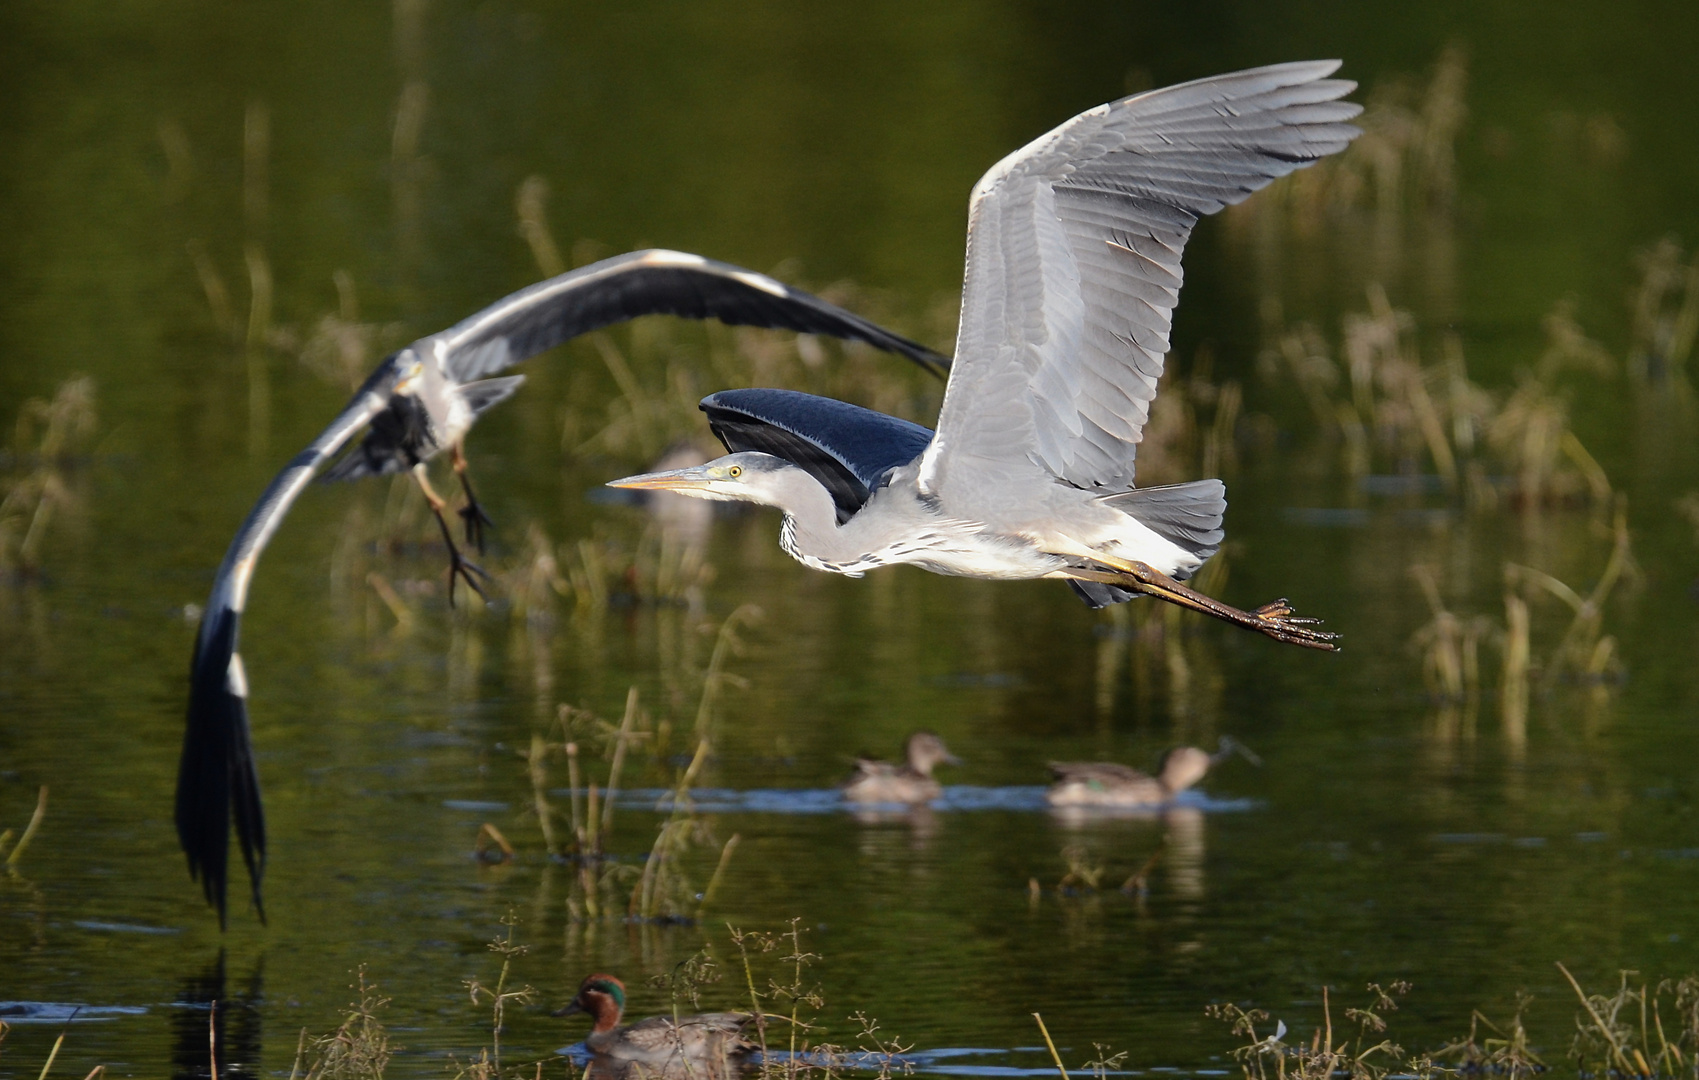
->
[[605, 465, 718, 491]]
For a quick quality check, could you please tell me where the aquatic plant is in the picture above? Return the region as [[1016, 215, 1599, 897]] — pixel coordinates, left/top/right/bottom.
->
[[1432, 996, 1544, 1080], [727, 918, 912, 1080], [1261, 285, 1615, 510], [1628, 237, 1699, 384], [1408, 565, 1490, 703], [1557, 964, 1699, 1080], [0, 377, 97, 575], [288, 967, 394, 1080], [454, 913, 539, 1080], [0, 785, 48, 870], [1208, 982, 1440, 1080], [630, 605, 760, 923], [1408, 499, 1634, 737]]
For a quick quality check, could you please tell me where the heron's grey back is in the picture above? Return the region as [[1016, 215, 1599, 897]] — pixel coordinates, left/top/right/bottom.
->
[[924, 62, 1360, 505]]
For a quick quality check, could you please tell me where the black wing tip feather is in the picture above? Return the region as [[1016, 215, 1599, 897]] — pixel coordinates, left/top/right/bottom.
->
[[637, 251, 953, 379], [177, 606, 266, 929]]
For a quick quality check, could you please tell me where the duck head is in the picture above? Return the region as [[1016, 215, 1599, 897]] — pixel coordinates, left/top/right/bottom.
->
[[904, 732, 961, 776], [555, 973, 627, 1032], [1156, 746, 1212, 794]]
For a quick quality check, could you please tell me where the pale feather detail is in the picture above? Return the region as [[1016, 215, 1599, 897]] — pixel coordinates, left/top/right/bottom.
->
[[920, 61, 1361, 511]]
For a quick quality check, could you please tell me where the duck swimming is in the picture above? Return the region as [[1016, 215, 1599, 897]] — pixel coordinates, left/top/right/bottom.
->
[[841, 731, 960, 804], [554, 973, 755, 1068], [1046, 739, 1258, 808]]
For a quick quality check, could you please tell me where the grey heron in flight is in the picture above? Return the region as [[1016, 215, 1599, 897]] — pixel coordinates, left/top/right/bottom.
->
[[178, 249, 949, 925], [611, 62, 1359, 645]]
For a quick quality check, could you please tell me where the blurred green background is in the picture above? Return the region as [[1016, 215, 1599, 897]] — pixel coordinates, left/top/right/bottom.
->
[[4, 2, 1699, 1078]]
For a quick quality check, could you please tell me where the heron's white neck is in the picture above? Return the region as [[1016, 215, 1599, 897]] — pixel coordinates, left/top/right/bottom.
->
[[764, 469, 871, 570]]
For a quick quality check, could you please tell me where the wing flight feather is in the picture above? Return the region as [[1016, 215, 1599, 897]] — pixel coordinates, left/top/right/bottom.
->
[[436, 250, 949, 381], [923, 61, 1360, 503]]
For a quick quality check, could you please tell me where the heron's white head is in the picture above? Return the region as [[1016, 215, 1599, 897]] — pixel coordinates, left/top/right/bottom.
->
[[390, 351, 428, 396], [606, 452, 805, 507]]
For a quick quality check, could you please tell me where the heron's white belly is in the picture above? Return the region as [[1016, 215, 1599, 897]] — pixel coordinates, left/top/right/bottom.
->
[[781, 514, 1063, 580]]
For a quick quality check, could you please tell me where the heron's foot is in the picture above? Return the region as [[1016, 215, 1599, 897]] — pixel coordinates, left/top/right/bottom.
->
[[1249, 598, 1340, 651], [446, 546, 492, 608], [458, 497, 492, 554]]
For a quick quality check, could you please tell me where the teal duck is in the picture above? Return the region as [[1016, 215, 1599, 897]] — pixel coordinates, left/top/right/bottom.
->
[[841, 732, 960, 804], [1046, 739, 1257, 808], [555, 973, 755, 1067]]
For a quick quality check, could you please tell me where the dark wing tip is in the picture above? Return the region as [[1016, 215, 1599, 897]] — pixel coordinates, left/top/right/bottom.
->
[[177, 606, 266, 929]]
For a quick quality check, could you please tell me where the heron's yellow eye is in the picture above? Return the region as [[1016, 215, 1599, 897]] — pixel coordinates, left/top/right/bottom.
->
[[728, 465, 743, 478]]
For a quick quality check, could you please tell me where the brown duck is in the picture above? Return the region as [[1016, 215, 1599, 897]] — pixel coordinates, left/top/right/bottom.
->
[[841, 731, 960, 804], [555, 973, 755, 1068], [1046, 738, 1258, 807]]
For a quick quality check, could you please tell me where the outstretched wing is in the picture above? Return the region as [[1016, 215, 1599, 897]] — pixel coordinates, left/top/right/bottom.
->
[[177, 358, 403, 927], [700, 388, 935, 523], [179, 250, 944, 925], [920, 62, 1360, 506], [434, 249, 950, 381]]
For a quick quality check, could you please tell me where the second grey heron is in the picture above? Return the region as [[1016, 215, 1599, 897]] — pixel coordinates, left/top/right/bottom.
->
[[611, 62, 1359, 649], [177, 249, 949, 925]]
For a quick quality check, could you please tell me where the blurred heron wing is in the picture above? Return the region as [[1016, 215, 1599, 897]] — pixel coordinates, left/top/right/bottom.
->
[[700, 388, 935, 524], [176, 358, 402, 927], [920, 62, 1360, 501], [434, 249, 950, 381]]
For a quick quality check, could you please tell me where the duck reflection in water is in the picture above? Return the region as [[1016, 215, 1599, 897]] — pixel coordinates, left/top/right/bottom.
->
[[555, 973, 755, 1080], [1046, 737, 1258, 808], [841, 732, 960, 805]]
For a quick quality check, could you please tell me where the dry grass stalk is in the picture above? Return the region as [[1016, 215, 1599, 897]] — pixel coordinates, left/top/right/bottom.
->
[[1629, 237, 1699, 383], [1, 378, 97, 574], [0, 786, 48, 868], [289, 967, 394, 1080], [1207, 982, 1429, 1080], [1432, 998, 1545, 1079], [1261, 285, 1614, 510], [1557, 965, 1699, 1080], [1409, 566, 1488, 701]]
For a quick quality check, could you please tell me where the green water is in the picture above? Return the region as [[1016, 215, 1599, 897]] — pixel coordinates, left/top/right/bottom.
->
[[5, 2, 1699, 1078]]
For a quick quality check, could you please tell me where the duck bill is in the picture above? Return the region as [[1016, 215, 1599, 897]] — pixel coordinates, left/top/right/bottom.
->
[[552, 1000, 586, 1017], [605, 466, 717, 492]]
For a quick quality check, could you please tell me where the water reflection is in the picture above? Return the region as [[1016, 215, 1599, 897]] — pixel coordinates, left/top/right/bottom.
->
[[170, 952, 264, 1080]]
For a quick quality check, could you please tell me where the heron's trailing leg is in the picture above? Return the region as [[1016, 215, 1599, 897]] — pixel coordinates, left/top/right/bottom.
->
[[1076, 559, 1339, 651], [451, 443, 492, 553], [413, 464, 490, 606]]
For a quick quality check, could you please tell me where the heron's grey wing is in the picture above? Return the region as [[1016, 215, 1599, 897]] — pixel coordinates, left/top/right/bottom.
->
[[699, 389, 935, 524], [176, 358, 402, 926], [921, 62, 1360, 501], [435, 249, 950, 381]]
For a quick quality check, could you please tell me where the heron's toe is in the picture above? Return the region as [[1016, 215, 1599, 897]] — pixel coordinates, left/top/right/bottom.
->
[[1252, 600, 1340, 651]]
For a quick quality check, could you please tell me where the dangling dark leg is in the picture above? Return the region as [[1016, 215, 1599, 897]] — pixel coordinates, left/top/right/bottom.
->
[[1072, 560, 1340, 651], [413, 464, 490, 606], [452, 443, 492, 553]]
